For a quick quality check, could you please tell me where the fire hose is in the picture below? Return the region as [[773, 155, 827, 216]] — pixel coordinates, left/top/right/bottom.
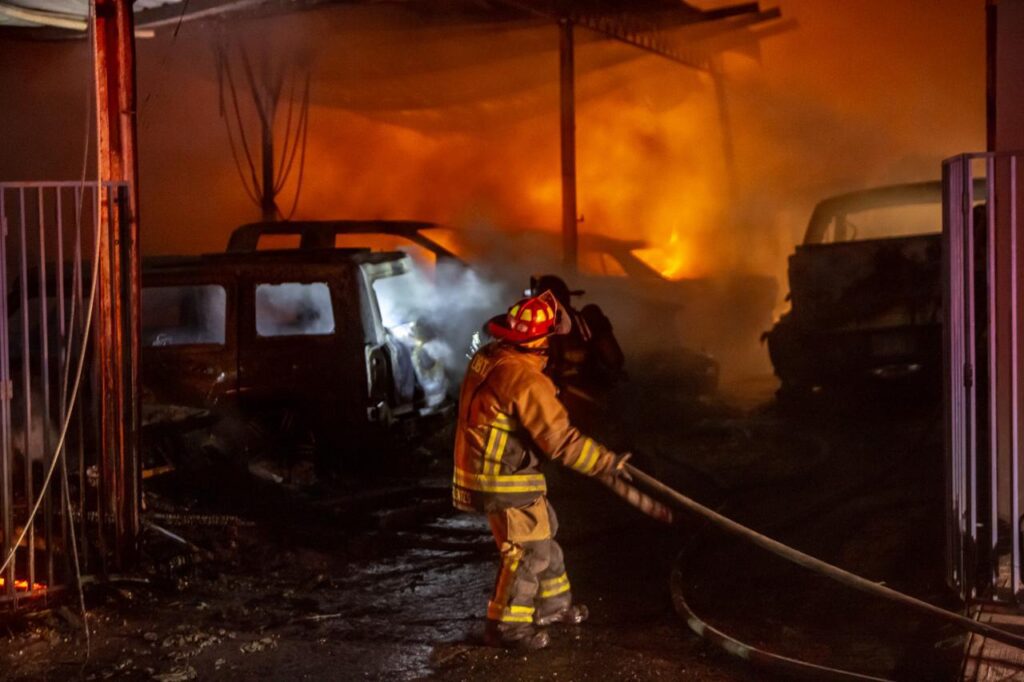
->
[[607, 463, 1024, 674], [600, 469, 884, 679]]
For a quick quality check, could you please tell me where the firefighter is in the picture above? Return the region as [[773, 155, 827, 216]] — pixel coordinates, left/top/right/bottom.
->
[[528, 274, 625, 390], [452, 291, 631, 651]]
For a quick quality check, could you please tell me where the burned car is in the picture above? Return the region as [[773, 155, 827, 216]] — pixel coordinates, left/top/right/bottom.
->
[[765, 180, 984, 397], [141, 248, 449, 466], [224, 220, 770, 392], [226, 219, 461, 264]]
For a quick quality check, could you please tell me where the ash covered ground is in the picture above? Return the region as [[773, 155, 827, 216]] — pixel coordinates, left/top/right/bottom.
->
[[0, 376, 962, 681]]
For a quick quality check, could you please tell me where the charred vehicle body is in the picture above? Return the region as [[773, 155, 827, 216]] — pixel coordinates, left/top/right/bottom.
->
[[141, 247, 449, 468], [765, 180, 985, 396], [228, 221, 755, 393]]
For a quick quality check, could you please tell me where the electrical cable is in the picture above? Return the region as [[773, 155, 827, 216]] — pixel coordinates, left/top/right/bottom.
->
[[217, 45, 262, 207], [33, 0, 103, 654], [61, 0, 98, 652], [0, 14, 106, 645], [283, 76, 310, 221], [623, 463, 1024, 652], [272, 66, 298, 194], [275, 72, 307, 194]]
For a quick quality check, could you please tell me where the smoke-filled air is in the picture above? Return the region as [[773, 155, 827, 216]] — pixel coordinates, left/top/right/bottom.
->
[[0, 0, 985, 377]]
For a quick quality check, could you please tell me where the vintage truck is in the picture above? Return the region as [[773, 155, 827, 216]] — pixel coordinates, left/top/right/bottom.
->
[[765, 180, 984, 397], [141, 247, 449, 466]]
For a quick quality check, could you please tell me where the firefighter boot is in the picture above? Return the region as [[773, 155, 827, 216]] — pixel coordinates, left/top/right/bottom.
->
[[535, 604, 589, 627], [483, 622, 551, 651]]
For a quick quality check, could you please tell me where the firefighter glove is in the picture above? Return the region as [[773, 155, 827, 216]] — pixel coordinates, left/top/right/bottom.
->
[[612, 452, 633, 480]]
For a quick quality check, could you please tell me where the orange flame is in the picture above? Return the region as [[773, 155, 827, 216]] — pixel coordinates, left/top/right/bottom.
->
[[633, 227, 696, 280], [135, 3, 985, 289], [0, 577, 46, 592]]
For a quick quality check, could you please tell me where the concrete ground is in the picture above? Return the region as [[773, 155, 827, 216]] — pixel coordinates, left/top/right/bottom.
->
[[0, 376, 964, 681]]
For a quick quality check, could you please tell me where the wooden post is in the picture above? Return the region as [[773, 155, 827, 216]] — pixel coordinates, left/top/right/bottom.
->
[[559, 18, 578, 273], [92, 0, 141, 569]]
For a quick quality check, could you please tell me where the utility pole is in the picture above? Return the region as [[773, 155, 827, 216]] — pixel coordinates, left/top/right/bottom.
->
[[92, 0, 141, 569], [559, 17, 578, 273]]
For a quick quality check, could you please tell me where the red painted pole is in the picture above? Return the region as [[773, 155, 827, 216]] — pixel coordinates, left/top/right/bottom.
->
[[92, 0, 141, 570]]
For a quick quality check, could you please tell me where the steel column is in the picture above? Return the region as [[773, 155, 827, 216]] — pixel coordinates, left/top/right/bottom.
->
[[92, 0, 141, 569]]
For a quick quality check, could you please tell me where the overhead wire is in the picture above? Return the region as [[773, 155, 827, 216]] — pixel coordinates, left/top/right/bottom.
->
[[218, 44, 263, 206], [216, 37, 310, 219], [60, 0, 98, 652], [272, 67, 298, 195], [282, 75, 310, 221]]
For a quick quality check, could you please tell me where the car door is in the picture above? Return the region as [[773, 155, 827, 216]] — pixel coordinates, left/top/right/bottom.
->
[[236, 267, 355, 430]]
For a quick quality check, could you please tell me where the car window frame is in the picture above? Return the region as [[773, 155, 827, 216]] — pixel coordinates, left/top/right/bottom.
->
[[141, 280, 232, 351]]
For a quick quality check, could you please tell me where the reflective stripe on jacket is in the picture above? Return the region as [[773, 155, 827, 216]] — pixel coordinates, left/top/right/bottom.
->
[[453, 342, 616, 513]]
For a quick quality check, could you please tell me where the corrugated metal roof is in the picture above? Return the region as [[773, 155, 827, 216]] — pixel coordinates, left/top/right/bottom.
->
[[0, 0, 182, 30], [0, 0, 779, 47]]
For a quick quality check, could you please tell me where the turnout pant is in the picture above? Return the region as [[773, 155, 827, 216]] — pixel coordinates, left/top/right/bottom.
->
[[486, 496, 573, 637]]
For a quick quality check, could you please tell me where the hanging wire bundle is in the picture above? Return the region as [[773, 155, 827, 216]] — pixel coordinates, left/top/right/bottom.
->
[[215, 39, 311, 221]]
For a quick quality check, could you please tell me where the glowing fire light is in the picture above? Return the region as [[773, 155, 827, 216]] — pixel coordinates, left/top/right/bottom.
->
[[633, 226, 697, 280], [0, 577, 46, 592]]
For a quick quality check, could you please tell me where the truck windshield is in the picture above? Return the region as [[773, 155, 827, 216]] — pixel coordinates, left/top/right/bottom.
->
[[825, 204, 942, 243]]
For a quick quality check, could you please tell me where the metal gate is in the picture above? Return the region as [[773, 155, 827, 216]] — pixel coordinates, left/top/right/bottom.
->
[[0, 181, 138, 608], [944, 152, 1024, 604]]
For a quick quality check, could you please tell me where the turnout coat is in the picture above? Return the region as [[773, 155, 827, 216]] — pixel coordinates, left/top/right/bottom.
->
[[453, 342, 617, 514]]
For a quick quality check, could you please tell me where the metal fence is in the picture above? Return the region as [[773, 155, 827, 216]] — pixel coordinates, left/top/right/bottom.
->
[[0, 181, 136, 608], [944, 152, 1024, 604]]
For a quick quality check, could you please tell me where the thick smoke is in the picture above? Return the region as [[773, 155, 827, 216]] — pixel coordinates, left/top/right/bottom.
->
[[0, 0, 986, 384], [142, 284, 228, 346], [372, 259, 512, 381]]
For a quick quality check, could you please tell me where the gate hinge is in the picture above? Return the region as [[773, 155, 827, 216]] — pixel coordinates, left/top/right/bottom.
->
[[964, 362, 974, 389]]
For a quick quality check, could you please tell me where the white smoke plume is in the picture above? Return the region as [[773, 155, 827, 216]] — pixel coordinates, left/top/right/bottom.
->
[[372, 258, 512, 382]]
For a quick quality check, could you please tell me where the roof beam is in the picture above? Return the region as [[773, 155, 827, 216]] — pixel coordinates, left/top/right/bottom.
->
[[496, 1, 782, 73], [135, 0, 268, 29], [571, 10, 715, 72], [0, 2, 86, 30]]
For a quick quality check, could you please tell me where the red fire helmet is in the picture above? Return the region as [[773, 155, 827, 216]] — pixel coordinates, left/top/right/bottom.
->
[[487, 290, 571, 344]]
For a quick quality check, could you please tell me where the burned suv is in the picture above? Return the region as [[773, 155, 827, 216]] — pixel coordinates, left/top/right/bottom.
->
[[141, 247, 449, 463]]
